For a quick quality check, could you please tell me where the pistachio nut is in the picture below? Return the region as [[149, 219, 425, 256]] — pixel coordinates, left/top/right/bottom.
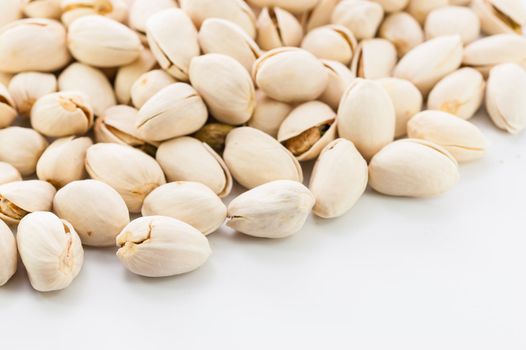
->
[[0, 180, 56, 225], [0, 0, 23, 28], [318, 60, 355, 111], [190, 54, 255, 125], [146, 8, 199, 81], [156, 136, 233, 197], [7, 72, 57, 116], [371, 0, 409, 12], [193, 123, 235, 154], [369, 139, 460, 197], [85, 143, 166, 212], [61, 0, 129, 26], [331, 0, 384, 40], [425, 6, 480, 45], [0, 18, 70, 73], [31, 91, 94, 137], [376, 77, 423, 138], [485, 63, 526, 134], [253, 47, 329, 103], [53, 179, 130, 247], [17, 212, 84, 292], [256, 7, 304, 50], [471, 0, 526, 35], [248, 0, 318, 14], [0, 73, 12, 87], [309, 138, 368, 219], [0, 219, 17, 286], [224, 127, 303, 189], [393, 35, 463, 95], [114, 49, 157, 105], [227, 180, 315, 238], [379, 11, 425, 57], [248, 91, 293, 138], [68, 15, 142, 67], [23, 0, 62, 19], [277, 101, 337, 161], [136, 83, 208, 141], [0, 162, 22, 185], [36, 136, 93, 188], [407, 0, 449, 24], [0, 127, 48, 176], [300, 25, 357, 65], [131, 70, 176, 109], [116, 215, 212, 277], [58, 63, 116, 117], [302, 0, 340, 31], [0, 83, 17, 129], [129, 0, 178, 35], [337, 79, 396, 161], [142, 181, 226, 235], [351, 38, 397, 79], [427, 68, 485, 120]]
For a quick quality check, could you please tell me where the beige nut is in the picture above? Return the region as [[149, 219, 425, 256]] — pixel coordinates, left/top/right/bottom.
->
[[8, 72, 57, 116], [0, 219, 17, 286], [371, 0, 409, 12], [318, 60, 355, 111], [0, 127, 48, 176], [61, 0, 129, 26], [248, 91, 293, 138], [425, 6, 480, 45], [301, 0, 341, 32], [114, 49, 157, 105], [0, 0, 24, 28], [256, 7, 304, 50], [248, 0, 318, 14], [131, 69, 176, 109], [331, 0, 384, 40], [0, 162, 22, 185], [0, 83, 17, 129], [471, 0, 526, 35], [379, 12, 424, 57], [300, 24, 357, 65], [129, 0, 178, 34], [351, 38, 397, 79], [407, 0, 449, 24], [0, 180, 56, 225]]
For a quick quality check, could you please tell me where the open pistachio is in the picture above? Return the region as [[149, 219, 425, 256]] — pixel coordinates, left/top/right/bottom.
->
[[129, 0, 178, 35], [114, 49, 157, 105], [0, 162, 22, 185], [156, 136, 233, 197], [331, 0, 384, 40], [0, 219, 17, 286], [256, 7, 303, 50], [17, 212, 83, 292], [0, 0, 23, 28], [369, 139, 460, 197], [472, 0, 526, 35], [54, 179, 130, 247], [224, 127, 303, 189], [351, 38, 397, 79], [248, 0, 318, 13], [371, 0, 409, 12], [337, 79, 395, 161], [193, 123, 235, 154], [227, 180, 315, 238], [142, 181, 226, 235], [379, 12, 424, 57], [0, 83, 17, 129], [428, 68, 485, 120], [0, 180, 56, 225], [277, 101, 337, 161], [309, 138, 368, 219], [253, 47, 328, 103], [248, 91, 293, 138], [0, 127, 48, 176], [407, 0, 449, 24], [36, 136, 93, 188], [131, 70, 176, 109], [22, 0, 61, 19], [300, 25, 357, 65], [425, 6, 480, 45], [302, 0, 340, 31], [485, 63, 526, 134], [0, 18, 70, 73], [31, 91, 94, 137], [85, 143, 166, 212], [8, 72, 57, 116], [61, 0, 129, 26], [319, 60, 355, 111]]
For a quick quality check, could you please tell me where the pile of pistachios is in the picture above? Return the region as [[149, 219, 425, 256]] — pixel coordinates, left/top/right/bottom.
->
[[0, 0, 525, 292]]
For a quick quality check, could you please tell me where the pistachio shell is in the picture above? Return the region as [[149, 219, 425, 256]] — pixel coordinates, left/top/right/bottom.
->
[[471, 0, 526, 35], [0, 162, 22, 185], [302, 0, 340, 31], [351, 38, 397, 79], [425, 6, 480, 45], [407, 0, 448, 24], [0, 219, 17, 286], [248, 91, 293, 137], [318, 60, 355, 111], [0, 127, 48, 176], [0, 0, 23, 28], [371, 0, 409, 12], [129, 0, 178, 34], [23, 0, 62, 19], [0, 180, 56, 225], [193, 123, 234, 154], [248, 0, 318, 14], [7, 72, 57, 116], [331, 0, 384, 40], [379, 12, 424, 57], [61, 0, 129, 26], [0, 83, 17, 128], [256, 7, 304, 50], [0, 73, 12, 87], [300, 24, 357, 65], [131, 69, 176, 109], [114, 49, 157, 105]]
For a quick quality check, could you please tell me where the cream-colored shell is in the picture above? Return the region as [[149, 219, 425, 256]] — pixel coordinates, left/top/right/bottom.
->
[[0, 219, 16, 286], [331, 0, 384, 40], [369, 139, 459, 197], [371, 0, 409, 12], [300, 24, 357, 65], [407, 0, 449, 24], [0, 73, 12, 87], [17, 212, 83, 292], [256, 7, 304, 50], [0, 83, 17, 128], [0, 127, 48, 176], [425, 6, 480, 45], [85, 143, 166, 213], [128, 0, 178, 34], [224, 127, 303, 189], [60, 0, 128, 26], [319, 60, 355, 111], [116, 216, 211, 277], [248, 90, 293, 137], [248, 0, 318, 13], [0, 180, 56, 225], [351, 38, 397, 79], [142, 181, 226, 235], [0, 0, 23, 29], [53, 179, 130, 247], [471, 0, 526, 35], [114, 49, 157, 105], [131, 69, 176, 109], [302, 0, 340, 31], [22, 1, 61, 19], [379, 12, 424, 57], [8, 72, 57, 116], [0, 162, 22, 185]]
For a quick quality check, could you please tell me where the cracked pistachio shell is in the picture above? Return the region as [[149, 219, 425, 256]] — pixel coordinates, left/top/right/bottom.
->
[[136, 83, 208, 141], [61, 0, 128, 26], [302, 0, 340, 31], [114, 49, 157, 105], [407, 0, 448, 24], [142, 181, 226, 235], [337, 79, 395, 161], [379, 12, 424, 57], [371, 0, 409, 12], [248, 0, 317, 13], [131, 69, 176, 109], [377, 77, 423, 138], [17, 212, 83, 292], [300, 24, 357, 65], [319, 60, 355, 111], [8, 72, 57, 116], [0, 162, 22, 185], [0, 83, 17, 129], [485, 63, 526, 134], [0, 127, 48, 176], [68, 15, 142, 67], [146, 9, 199, 81], [156, 137, 232, 197], [331, 0, 384, 40], [428, 68, 485, 120], [253, 47, 329, 103], [471, 0, 526, 35], [277, 101, 337, 161], [129, 0, 178, 34], [0, 219, 17, 286], [393, 35, 463, 95], [0, 180, 56, 225], [224, 127, 303, 189], [227, 180, 315, 238], [425, 6, 480, 45], [23, 0, 62, 19], [407, 110, 488, 163], [85, 143, 166, 213], [58, 63, 116, 117], [53, 179, 130, 247], [190, 54, 255, 125], [369, 139, 459, 197], [248, 91, 293, 138], [36, 136, 92, 188], [0, 19, 70, 73], [309, 138, 368, 219], [31, 91, 94, 137], [0, 0, 23, 28], [116, 215, 211, 277], [199, 18, 261, 73], [351, 38, 397, 79], [193, 123, 234, 155], [256, 7, 304, 50]]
